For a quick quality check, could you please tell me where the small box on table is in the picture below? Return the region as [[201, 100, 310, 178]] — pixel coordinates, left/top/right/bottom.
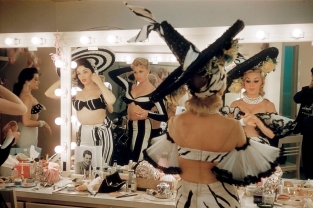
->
[[15, 163, 30, 178]]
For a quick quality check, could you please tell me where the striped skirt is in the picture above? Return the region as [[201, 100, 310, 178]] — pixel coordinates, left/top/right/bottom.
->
[[79, 117, 113, 164], [176, 180, 240, 208]]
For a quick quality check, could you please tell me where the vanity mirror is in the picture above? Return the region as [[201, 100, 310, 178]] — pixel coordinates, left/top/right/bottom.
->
[[0, 47, 61, 157], [1, 22, 313, 171]]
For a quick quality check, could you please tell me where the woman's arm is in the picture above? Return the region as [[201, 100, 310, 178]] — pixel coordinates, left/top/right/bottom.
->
[[108, 67, 133, 90], [0, 85, 27, 115], [21, 95, 52, 135], [147, 99, 168, 122], [136, 99, 169, 122], [92, 73, 116, 113], [44, 80, 61, 100], [231, 120, 247, 148]]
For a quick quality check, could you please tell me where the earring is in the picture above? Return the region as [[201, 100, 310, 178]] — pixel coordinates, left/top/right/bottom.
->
[[27, 83, 30, 91]]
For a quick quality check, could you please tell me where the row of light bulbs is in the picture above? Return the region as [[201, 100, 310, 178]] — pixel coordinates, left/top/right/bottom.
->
[[4, 37, 46, 45], [3, 28, 305, 46], [255, 28, 304, 40], [54, 115, 81, 126], [3, 35, 123, 46]]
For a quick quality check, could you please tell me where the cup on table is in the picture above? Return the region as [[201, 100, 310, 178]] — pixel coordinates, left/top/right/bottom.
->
[[245, 185, 257, 197]]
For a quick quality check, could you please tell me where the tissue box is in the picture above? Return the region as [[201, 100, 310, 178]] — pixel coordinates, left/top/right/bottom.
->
[[10, 147, 42, 158], [136, 178, 177, 190], [15, 163, 30, 178]]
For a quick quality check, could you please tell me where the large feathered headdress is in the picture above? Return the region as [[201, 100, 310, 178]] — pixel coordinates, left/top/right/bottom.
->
[[125, 2, 244, 102]]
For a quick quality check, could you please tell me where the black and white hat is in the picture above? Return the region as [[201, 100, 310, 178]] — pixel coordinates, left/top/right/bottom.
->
[[125, 2, 243, 102], [56, 47, 115, 77], [226, 47, 279, 93], [71, 47, 115, 74]]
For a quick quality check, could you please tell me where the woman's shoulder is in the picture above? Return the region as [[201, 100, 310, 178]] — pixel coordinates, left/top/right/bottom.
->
[[262, 98, 276, 113], [20, 93, 34, 102], [230, 98, 243, 108], [263, 98, 274, 104], [217, 114, 240, 125]]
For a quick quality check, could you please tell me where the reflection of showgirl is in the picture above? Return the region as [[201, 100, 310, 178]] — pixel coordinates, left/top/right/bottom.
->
[[222, 48, 296, 148], [45, 49, 116, 165], [109, 58, 168, 162]]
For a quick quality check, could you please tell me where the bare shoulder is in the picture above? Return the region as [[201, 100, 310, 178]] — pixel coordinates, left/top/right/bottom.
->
[[217, 114, 239, 125], [263, 98, 276, 113], [230, 99, 242, 108], [20, 94, 32, 102]]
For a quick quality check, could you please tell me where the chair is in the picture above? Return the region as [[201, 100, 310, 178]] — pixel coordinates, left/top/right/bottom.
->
[[278, 134, 303, 179], [0, 189, 18, 208]]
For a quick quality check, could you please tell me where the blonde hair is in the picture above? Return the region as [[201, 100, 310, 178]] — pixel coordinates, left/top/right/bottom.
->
[[165, 85, 188, 118], [242, 68, 265, 96], [131, 57, 150, 70], [148, 74, 158, 87], [185, 83, 225, 116]]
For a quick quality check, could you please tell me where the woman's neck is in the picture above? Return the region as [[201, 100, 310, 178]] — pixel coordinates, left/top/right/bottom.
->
[[21, 88, 32, 94], [83, 83, 97, 91], [137, 78, 150, 87], [242, 93, 263, 105], [244, 92, 260, 99]]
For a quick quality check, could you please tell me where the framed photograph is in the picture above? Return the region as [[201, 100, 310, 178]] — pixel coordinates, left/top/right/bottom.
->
[[74, 146, 102, 174]]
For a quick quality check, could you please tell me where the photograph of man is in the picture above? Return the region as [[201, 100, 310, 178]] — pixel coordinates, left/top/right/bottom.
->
[[75, 149, 93, 174]]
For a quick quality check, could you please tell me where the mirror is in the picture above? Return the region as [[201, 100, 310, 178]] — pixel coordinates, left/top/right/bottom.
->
[[1, 23, 313, 171], [0, 47, 61, 157]]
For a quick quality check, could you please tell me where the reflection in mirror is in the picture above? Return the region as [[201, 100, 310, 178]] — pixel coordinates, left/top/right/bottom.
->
[[0, 47, 60, 157], [69, 59, 179, 166]]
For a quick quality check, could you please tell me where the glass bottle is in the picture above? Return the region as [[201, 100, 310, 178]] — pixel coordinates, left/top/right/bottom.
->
[[128, 160, 133, 171], [23, 148, 30, 158], [128, 169, 134, 192], [112, 160, 117, 173], [29, 161, 35, 178], [11, 168, 18, 177], [131, 173, 137, 192]]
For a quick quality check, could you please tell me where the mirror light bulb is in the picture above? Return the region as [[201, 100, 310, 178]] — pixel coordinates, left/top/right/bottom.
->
[[31, 37, 42, 45], [4, 37, 14, 45], [55, 60, 65, 68], [70, 142, 77, 150], [55, 117, 65, 125], [292, 28, 303, 38], [71, 87, 77, 96], [80, 36, 90, 44], [54, 88, 63, 97], [71, 115, 77, 123], [255, 30, 266, 40], [71, 61, 77, 69], [107, 35, 117, 43], [54, 145, 65, 153]]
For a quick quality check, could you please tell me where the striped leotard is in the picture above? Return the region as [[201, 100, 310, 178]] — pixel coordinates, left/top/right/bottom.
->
[[108, 67, 168, 161]]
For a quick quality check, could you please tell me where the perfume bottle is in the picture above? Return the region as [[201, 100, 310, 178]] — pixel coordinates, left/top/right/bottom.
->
[[128, 169, 134, 192], [112, 160, 117, 173]]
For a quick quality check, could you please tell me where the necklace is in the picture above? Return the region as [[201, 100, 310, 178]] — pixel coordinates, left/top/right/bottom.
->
[[242, 94, 264, 105]]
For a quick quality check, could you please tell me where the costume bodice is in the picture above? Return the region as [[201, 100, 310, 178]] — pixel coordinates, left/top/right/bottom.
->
[[72, 94, 107, 111], [31, 103, 45, 114], [178, 145, 229, 162], [123, 88, 155, 110]]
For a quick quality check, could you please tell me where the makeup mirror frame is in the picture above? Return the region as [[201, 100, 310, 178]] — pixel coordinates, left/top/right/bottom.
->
[[1, 22, 313, 171]]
